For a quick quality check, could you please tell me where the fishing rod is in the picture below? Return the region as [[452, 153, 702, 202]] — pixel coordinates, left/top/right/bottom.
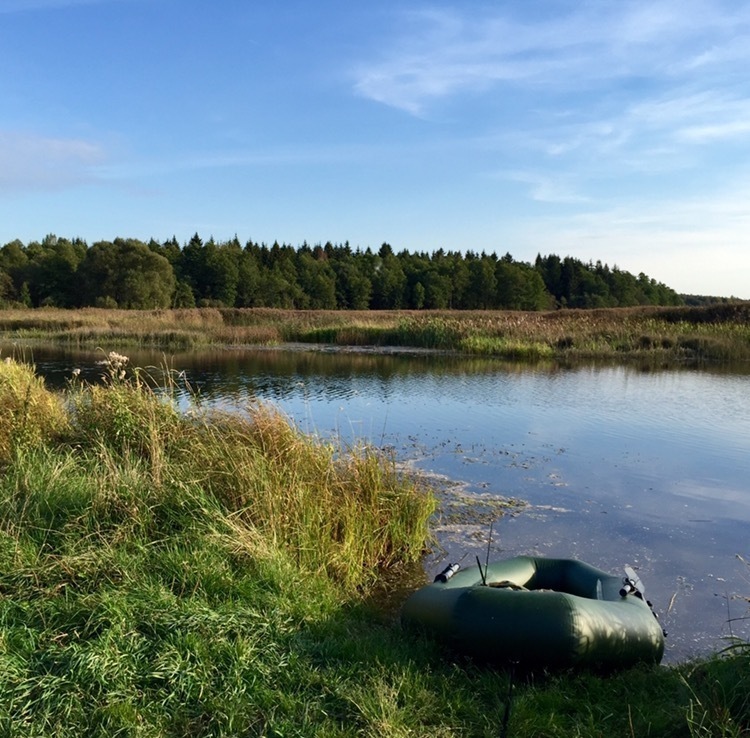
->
[[436, 519, 497, 586]]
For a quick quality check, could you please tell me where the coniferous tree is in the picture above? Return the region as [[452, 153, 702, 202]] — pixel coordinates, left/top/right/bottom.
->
[[464, 254, 498, 309], [331, 245, 372, 309], [202, 238, 240, 307], [0, 269, 13, 306], [296, 249, 337, 309], [371, 245, 407, 309], [235, 242, 262, 307]]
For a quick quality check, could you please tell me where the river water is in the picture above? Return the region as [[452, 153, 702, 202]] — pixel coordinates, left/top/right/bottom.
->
[[9, 342, 750, 664]]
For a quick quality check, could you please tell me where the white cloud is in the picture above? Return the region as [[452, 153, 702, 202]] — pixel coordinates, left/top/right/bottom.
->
[[678, 119, 750, 143], [504, 171, 589, 205], [489, 86, 750, 184], [0, 131, 105, 192], [628, 91, 750, 143], [353, 2, 750, 115]]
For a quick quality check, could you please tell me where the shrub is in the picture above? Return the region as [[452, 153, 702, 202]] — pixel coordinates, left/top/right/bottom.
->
[[68, 353, 184, 475]]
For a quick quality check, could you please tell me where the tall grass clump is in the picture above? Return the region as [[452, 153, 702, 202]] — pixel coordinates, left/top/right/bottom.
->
[[172, 405, 434, 589], [390, 317, 463, 349], [0, 355, 69, 465], [61, 352, 434, 590], [67, 351, 186, 484]]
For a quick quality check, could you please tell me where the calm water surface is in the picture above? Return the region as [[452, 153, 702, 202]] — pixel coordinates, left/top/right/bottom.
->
[[12, 342, 750, 663]]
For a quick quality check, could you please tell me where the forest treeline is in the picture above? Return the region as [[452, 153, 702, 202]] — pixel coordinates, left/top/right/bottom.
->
[[0, 233, 684, 311]]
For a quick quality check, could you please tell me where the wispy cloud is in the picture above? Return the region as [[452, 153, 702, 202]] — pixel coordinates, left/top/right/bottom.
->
[[0, 131, 105, 192], [503, 171, 589, 205], [354, 2, 750, 115], [678, 118, 750, 143], [628, 90, 750, 144], [478, 83, 750, 192]]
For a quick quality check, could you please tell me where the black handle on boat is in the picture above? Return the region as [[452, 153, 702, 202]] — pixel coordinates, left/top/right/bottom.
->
[[622, 574, 668, 637], [434, 563, 460, 583], [620, 577, 637, 598]]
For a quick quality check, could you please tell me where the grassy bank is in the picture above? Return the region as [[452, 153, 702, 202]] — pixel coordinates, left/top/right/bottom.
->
[[1, 357, 749, 736], [1, 303, 749, 363]]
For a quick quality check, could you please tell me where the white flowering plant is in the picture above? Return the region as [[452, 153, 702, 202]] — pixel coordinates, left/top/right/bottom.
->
[[96, 351, 130, 383]]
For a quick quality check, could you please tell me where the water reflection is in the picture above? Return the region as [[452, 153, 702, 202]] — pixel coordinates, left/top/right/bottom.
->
[[5, 340, 750, 663]]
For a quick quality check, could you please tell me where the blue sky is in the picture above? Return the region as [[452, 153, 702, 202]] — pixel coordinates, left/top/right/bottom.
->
[[2, 0, 749, 298]]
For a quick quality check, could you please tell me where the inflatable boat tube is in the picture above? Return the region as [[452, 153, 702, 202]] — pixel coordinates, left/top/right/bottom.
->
[[401, 556, 665, 669]]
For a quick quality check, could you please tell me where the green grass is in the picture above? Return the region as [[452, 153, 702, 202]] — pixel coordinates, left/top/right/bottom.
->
[[0, 356, 749, 736]]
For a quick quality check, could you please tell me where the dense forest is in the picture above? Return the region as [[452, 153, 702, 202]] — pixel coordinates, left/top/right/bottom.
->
[[0, 234, 684, 311]]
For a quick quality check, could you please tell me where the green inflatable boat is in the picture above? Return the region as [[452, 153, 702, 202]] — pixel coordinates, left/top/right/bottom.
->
[[401, 556, 665, 669]]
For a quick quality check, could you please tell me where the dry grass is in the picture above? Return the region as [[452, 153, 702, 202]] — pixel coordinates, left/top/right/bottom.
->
[[1, 304, 749, 361], [0, 355, 69, 464]]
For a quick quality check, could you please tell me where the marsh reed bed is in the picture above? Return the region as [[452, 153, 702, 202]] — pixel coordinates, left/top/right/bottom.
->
[[1, 356, 749, 735], [1, 303, 749, 362]]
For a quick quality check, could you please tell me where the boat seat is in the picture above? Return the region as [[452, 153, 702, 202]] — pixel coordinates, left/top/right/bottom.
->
[[488, 580, 528, 591]]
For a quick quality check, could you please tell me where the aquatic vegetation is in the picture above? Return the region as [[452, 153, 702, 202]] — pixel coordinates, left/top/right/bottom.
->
[[459, 334, 555, 360]]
